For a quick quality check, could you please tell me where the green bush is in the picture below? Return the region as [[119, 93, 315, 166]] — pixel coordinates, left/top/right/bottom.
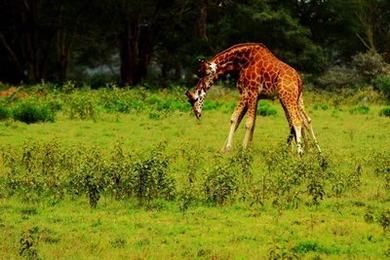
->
[[372, 74, 390, 101], [379, 107, 390, 117], [349, 105, 370, 115], [149, 111, 162, 120], [12, 100, 55, 124], [316, 65, 364, 89], [132, 144, 175, 202], [204, 158, 238, 205], [66, 94, 99, 120], [257, 101, 277, 116], [352, 51, 390, 81], [204, 101, 223, 111], [312, 103, 329, 111], [45, 97, 63, 112], [292, 240, 339, 254], [99, 89, 137, 113], [0, 105, 10, 120]]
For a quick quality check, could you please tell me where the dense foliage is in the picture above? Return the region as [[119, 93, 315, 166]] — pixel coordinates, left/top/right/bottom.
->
[[0, 0, 389, 87]]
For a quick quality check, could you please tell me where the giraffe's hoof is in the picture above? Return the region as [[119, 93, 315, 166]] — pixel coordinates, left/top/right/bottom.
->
[[222, 145, 232, 153]]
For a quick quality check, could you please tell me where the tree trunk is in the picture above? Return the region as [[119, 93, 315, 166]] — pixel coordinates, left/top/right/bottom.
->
[[23, 0, 40, 82], [120, 17, 139, 86], [18, 0, 56, 83], [174, 63, 181, 81], [197, 0, 208, 41], [119, 16, 153, 86], [355, 0, 378, 52], [57, 28, 69, 82]]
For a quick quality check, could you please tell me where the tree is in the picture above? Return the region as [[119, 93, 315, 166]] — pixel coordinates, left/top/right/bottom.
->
[[354, 0, 390, 61], [0, 0, 90, 83]]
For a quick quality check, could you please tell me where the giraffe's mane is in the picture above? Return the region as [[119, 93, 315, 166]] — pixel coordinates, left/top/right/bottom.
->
[[211, 43, 270, 60]]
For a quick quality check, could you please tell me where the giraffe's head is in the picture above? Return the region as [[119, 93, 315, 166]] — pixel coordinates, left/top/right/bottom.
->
[[186, 82, 206, 120], [198, 58, 217, 77]]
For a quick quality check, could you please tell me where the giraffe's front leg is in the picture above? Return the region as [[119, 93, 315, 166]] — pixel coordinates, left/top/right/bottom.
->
[[223, 99, 246, 152], [242, 98, 258, 149]]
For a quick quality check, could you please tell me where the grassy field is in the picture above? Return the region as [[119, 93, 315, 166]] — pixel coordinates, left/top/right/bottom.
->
[[0, 85, 389, 259]]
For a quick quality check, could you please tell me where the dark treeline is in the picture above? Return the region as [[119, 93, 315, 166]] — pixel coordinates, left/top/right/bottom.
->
[[0, 0, 389, 87]]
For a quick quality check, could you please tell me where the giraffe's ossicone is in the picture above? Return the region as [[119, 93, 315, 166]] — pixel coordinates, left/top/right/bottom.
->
[[186, 43, 321, 155]]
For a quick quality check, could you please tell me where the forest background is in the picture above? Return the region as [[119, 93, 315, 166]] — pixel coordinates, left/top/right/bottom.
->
[[0, 0, 389, 93]]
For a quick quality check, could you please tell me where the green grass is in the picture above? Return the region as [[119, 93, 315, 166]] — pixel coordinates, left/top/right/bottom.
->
[[0, 86, 389, 259], [1, 198, 388, 259]]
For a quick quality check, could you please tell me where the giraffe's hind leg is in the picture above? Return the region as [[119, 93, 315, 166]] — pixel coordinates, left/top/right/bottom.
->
[[298, 95, 321, 153], [280, 101, 296, 150], [281, 98, 304, 156], [242, 97, 258, 149]]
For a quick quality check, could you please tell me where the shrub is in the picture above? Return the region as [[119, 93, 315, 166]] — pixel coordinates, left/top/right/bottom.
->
[[66, 94, 99, 120], [149, 111, 162, 120], [12, 100, 55, 124], [352, 51, 390, 81], [379, 210, 390, 231], [204, 157, 238, 205], [132, 144, 175, 203], [257, 101, 277, 116], [379, 107, 390, 117], [104, 141, 134, 200], [19, 226, 40, 259], [45, 97, 63, 112], [99, 89, 134, 113], [312, 103, 329, 111], [292, 240, 338, 254], [0, 105, 10, 120], [372, 74, 390, 101], [316, 65, 362, 89], [373, 152, 390, 189], [268, 244, 299, 259], [349, 105, 370, 115], [69, 149, 106, 208]]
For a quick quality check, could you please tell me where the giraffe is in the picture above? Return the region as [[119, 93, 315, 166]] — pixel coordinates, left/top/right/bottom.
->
[[186, 43, 321, 155]]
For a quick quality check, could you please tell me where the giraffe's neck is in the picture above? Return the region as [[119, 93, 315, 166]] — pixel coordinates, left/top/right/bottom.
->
[[204, 44, 267, 91], [195, 43, 269, 94]]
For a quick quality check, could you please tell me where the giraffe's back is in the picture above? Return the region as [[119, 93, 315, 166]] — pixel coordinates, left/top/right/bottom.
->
[[246, 45, 302, 99]]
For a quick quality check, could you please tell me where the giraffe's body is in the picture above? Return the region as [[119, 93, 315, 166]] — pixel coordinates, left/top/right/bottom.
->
[[186, 43, 321, 154]]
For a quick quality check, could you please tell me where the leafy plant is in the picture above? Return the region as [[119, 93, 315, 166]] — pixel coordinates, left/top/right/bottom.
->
[[372, 74, 390, 101], [133, 143, 175, 203], [373, 152, 390, 189], [268, 244, 299, 259], [379, 107, 390, 117], [0, 104, 10, 120], [204, 156, 238, 205], [65, 93, 99, 120], [352, 51, 390, 81], [12, 99, 55, 124], [104, 141, 134, 200], [349, 105, 370, 115], [257, 101, 277, 116], [379, 210, 390, 232], [69, 148, 106, 208], [178, 151, 200, 213], [19, 226, 40, 259], [317, 65, 362, 89], [312, 103, 329, 111]]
